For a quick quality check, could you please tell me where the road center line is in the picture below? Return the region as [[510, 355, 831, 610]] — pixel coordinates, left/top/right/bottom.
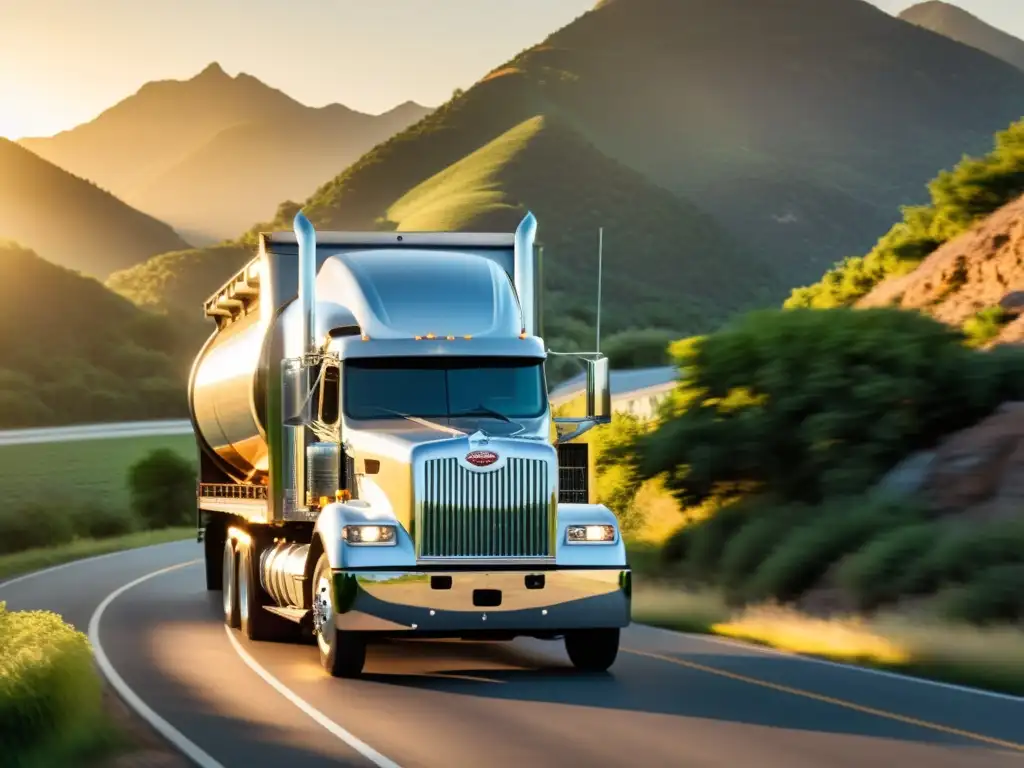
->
[[623, 647, 1024, 752], [89, 559, 226, 768]]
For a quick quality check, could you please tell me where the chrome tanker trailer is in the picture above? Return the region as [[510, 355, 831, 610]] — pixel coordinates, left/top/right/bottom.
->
[[189, 210, 631, 677]]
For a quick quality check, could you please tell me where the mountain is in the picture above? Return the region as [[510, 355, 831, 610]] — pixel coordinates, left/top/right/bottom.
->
[[0, 242, 189, 427], [276, 0, 1024, 280], [127, 100, 431, 240], [857, 193, 1024, 346], [112, 0, 1024, 345], [19, 63, 302, 197], [110, 116, 780, 345], [899, 1, 1024, 72], [19, 63, 431, 242], [0, 139, 190, 278]]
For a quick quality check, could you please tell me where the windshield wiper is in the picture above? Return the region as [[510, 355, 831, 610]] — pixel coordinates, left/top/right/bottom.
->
[[449, 404, 513, 423], [363, 406, 466, 436]]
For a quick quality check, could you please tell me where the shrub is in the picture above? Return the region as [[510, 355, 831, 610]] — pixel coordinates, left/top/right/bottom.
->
[[660, 500, 753, 580], [0, 504, 76, 555], [742, 496, 927, 604], [601, 328, 675, 369], [127, 449, 196, 530], [933, 564, 1024, 625], [70, 503, 137, 540], [962, 306, 1010, 348], [0, 603, 104, 762], [895, 520, 1024, 597], [635, 308, 1024, 508], [593, 413, 655, 534], [836, 522, 944, 610], [717, 502, 812, 595]]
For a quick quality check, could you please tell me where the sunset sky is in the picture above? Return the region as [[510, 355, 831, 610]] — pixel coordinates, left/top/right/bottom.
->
[[1, 0, 1021, 139]]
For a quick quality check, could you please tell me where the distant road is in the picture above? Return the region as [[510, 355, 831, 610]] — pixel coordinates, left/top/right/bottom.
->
[[0, 419, 193, 446]]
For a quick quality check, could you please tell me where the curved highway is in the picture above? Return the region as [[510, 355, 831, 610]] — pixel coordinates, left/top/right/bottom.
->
[[2, 541, 1023, 767]]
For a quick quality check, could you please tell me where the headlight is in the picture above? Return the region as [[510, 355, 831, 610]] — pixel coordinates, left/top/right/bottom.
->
[[566, 524, 617, 544], [342, 525, 397, 545]]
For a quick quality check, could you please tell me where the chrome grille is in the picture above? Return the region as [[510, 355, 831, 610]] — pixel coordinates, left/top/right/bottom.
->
[[418, 457, 553, 559]]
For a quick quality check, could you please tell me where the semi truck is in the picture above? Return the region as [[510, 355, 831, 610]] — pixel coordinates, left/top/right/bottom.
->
[[190, 210, 632, 678]]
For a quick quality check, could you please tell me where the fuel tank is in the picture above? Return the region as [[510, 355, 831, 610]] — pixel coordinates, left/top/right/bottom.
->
[[189, 294, 360, 483]]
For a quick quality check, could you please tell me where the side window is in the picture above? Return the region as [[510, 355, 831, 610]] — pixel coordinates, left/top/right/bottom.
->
[[318, 364, 340, 425]]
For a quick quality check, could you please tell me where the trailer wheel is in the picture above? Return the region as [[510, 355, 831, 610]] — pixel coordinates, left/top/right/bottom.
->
[[311, 553, 366, 678], [564, 628, 620, 672], [204, 522, 224, 591], [222, 538, 240, 629], [239, 538, 297, 642]]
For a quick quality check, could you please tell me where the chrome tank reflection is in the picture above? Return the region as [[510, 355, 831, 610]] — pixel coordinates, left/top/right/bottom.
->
[[189, 310, 269, 481], [190, 291, 358, 483]]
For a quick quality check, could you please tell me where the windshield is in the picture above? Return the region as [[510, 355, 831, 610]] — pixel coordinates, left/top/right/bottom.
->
[[343, 357, 546, 421]]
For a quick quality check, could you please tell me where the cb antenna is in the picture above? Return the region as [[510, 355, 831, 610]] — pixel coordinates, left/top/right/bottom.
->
[[596, 227, 604, 353]]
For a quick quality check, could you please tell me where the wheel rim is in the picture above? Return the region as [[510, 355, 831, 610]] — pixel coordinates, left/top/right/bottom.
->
[[313, 574, 333, 655], [222, 541, 234, 619], [239, 550, 249, 624]]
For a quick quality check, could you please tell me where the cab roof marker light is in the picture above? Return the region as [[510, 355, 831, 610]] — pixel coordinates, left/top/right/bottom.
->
[[446, 334, 455, 341]]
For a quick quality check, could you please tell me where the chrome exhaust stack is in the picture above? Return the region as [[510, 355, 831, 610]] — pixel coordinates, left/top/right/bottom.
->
[[514, 212, 538, 337], [294, 210, 318, 354]]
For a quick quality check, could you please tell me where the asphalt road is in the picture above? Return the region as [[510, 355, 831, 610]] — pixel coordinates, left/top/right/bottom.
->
[[2, 542, 1023, 767]]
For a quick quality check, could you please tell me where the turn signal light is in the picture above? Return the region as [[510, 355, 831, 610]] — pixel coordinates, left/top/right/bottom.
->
[[566, 524, 616, 544], [342, 525, 397, 545]]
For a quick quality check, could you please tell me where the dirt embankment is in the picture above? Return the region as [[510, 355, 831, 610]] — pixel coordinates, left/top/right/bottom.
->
[[858, 193, 1024, 344]]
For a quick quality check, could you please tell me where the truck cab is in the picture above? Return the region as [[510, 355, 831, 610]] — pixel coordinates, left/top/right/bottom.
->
[[191, 211, 631, 677]]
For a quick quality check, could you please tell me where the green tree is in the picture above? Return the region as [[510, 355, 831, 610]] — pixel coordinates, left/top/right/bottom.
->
[[634, 308, 1020, 507], [601, 328, 675, 369], [128, 449, 196, 530]]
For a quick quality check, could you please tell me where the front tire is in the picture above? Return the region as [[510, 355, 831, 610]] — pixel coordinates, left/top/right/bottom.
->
[[222, 537, 240, 629], [311, 553, 366, 678], [565, 628, 620, 672]]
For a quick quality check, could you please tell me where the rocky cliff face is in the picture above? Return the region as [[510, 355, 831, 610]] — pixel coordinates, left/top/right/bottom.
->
[[878, 402, 1024, 522], [858, 193, 1024, 346]]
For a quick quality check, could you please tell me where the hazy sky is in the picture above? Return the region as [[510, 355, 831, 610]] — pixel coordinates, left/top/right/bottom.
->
[[1, 0, 1022, 139]]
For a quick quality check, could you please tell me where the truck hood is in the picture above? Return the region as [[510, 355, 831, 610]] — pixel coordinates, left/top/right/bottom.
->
[[342, 416, 548, 462]]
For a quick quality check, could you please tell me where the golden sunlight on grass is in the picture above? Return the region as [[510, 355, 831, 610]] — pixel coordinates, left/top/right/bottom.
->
[[632, 584, 1024, 694], [631, 583, 730, 633], [712, 605, 911, 665], [872, 614, 1024, 692]]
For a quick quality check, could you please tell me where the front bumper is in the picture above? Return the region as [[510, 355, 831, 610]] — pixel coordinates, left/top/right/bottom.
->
[[332, 568, 631, 633]]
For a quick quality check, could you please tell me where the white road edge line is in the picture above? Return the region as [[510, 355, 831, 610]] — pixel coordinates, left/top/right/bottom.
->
[[88, 554, 403, 768], [636, 624, 1024, 704], [0, 538, 198, 591], [223, 626, 403, 768], [88, 560, 226, 768]]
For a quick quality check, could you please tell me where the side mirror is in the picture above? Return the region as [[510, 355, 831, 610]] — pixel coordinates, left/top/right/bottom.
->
[[282, 357, 316, 426], [586, 356, 611, 424]]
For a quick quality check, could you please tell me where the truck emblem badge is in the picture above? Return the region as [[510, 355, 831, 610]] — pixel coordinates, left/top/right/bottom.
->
[[466, 450, 498, 467]]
